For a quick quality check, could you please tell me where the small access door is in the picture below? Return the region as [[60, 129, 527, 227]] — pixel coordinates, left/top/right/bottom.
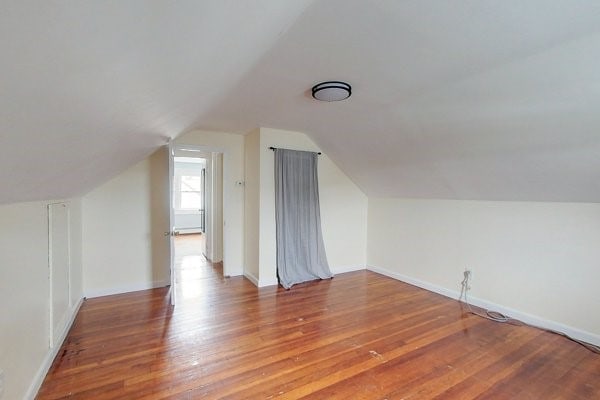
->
[[48, 202, 71, 346]]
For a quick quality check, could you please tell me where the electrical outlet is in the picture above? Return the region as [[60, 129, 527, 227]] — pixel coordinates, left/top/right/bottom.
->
[[0, 369, 5, 398]]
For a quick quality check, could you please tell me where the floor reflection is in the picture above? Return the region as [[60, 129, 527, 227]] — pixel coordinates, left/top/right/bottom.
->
[[174, 233, 223, 300]]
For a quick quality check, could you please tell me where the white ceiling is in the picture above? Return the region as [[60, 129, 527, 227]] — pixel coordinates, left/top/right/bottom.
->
[[2, 0, 600, 204]]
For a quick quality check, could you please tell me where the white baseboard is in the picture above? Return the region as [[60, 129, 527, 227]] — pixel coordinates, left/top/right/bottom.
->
[[244, 267, 366, 288], [224, 265, 243, 278], [259, 276, 279, 288], [85, 279, 170, 298], [331, 265, 366, 274], [243, 271, 278, 288], [368, 264, 600, 347], [26, 297, 84, 400], [244, 271, 259, 287], [368, 265, 458, 299]]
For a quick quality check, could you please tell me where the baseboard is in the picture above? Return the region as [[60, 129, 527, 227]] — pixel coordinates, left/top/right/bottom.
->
[[25, 297, 84, 400], [85, 279, 170, 298], [368, 264, 600, 347], [259, 276, 279, 288], [243, 271, 278, 288], [368, 265, 458, 299], [331, 265, 366, 274], [224, 265, 243, 278], [245, 267, 366, 287], [244, 271, 259, 287]]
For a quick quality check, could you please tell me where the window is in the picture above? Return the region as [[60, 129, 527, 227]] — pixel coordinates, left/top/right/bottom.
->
[[180, 175, 201, 209], [173, 172, 203, 211]]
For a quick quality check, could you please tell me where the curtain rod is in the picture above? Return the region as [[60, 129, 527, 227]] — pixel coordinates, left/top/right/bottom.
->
[[269, 146, 322, 155]]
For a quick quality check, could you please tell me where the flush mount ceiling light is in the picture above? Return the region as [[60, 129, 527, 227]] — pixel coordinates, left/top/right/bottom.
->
[[311, 81, 351, 102]]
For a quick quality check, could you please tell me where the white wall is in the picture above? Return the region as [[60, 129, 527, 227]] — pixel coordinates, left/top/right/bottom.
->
[[82, 148, 170, 297], [0, 198, 83, 400], [175, 130, 245, 276], [254, 128, 368, 286], [82, 130, 237, 298], [368, 198, 600, 345], [82, 127, 365, 294]]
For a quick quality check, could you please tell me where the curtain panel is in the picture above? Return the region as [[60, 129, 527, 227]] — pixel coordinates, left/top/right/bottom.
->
[[274, 148, 333, 289]]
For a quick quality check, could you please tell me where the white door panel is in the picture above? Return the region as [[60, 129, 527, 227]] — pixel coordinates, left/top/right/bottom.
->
[[168, 142, 176, 306]]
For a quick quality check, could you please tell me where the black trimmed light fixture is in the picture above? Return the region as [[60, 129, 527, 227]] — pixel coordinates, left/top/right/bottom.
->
[[311, 81, 351, 102]]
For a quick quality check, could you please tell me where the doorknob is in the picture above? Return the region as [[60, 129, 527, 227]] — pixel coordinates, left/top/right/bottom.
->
[[164, 231, 180, 236], [164, 231, 170, 236]]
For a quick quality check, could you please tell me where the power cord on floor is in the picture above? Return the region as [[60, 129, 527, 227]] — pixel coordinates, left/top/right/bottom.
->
[[459, 270, 509, 323], [458, 270, 600, 354]]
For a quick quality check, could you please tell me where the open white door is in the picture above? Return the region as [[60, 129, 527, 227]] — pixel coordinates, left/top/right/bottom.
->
[[167, 141, 176, 306]]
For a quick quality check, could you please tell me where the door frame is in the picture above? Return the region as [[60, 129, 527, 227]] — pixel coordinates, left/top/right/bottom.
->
[[167, 141, 176, 306], [169, 143, 226, 278], [48, 201, 72, 347]]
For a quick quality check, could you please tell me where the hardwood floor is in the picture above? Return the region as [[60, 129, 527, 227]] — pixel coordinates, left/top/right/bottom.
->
[[172, 233, 220, 301], [37, 249, 600, 399]]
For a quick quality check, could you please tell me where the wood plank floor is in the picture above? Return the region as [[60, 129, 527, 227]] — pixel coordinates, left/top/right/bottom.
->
[[37, 245, 600, 398]]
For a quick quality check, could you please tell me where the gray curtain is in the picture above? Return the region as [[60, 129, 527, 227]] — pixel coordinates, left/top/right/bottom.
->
[[274, 149, 333, 289]]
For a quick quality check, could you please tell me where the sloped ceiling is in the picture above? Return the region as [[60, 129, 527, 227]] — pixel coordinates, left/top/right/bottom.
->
[[0, 0, 314, 204], [2, 0, 600, 204]]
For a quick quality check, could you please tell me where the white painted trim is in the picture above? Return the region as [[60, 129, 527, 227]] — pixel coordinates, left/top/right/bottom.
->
[[225, 266, 243, 277], [174, 209, 202, 215], [48, 202, 72, 348], [168, 141, 176, 307], [246, 268, 366, 287], [331, 265, 366, 275], [85, 279, 169, 299], [244, 271, 260, 287], [26, 297, 84, 400], [368, 265, 600, 347], [47, 204, 53, 347], [174, 143, 227, 155], [368, 265, 457, 299], [243, 271, 278, 288], [259, 276, 279, 288], [173, 142, 227, 276], [175, 228, 203, 234]]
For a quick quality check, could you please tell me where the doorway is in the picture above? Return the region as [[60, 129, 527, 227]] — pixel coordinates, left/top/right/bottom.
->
[[171, 147, 224, 301]]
